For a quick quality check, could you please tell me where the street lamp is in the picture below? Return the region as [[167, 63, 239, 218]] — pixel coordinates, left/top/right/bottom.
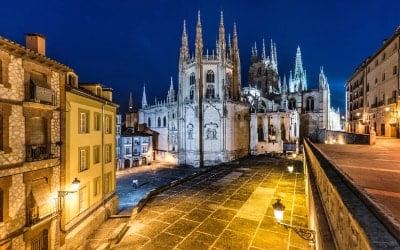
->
[[272, 199, 316, 243], [287, 165, 294, 174], [58, 178, 80, 198]]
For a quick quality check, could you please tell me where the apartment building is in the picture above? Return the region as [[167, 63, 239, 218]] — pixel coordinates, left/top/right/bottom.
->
[[0, 33, 71, 249], [61, 82, 118, 248], [346, 27, 400, 137]]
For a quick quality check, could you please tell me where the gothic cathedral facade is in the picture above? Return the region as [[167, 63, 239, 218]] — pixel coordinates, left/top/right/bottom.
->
[[139, 12, 250, 167]]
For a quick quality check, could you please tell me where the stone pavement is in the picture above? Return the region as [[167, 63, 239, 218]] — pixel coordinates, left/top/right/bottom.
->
[[113, 155, 311, 250], [82, 162, 214, 249]]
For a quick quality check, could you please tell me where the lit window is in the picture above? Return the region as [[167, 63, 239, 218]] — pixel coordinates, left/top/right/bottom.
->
[[104, 172, 111, 194], [79, 147, 89, 171], [105, 144, 111, 163], [94, 113, 101, 131], [93, 145, 100, 164], [105, 115, 111, 134], [93, 177, 100, 197], [79, 186, 88, 212], [79, 111, 89, 133]]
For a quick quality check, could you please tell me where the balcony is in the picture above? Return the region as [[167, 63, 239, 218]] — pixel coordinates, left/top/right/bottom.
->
[[26, 143, 60, 162], [25, 83, 56, 106]]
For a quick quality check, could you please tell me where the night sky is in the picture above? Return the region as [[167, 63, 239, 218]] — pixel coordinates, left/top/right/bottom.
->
[[1, 0, 400, 116]]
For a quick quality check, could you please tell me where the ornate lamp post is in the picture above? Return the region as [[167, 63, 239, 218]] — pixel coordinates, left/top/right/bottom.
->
[[272, 199, 316, 243]]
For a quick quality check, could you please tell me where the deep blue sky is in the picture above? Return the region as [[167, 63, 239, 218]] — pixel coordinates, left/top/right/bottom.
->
[[1, 0, 400, 116]]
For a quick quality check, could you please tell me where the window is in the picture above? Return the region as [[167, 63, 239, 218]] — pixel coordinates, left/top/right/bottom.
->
[[306, 96, 314, 112], [142, 145, 148, 153], [79, 186, 88, 212], [105, 115, 111, 134], [206, 84, 215, 99], [163, 116, 167, 127], [93, 145, 100, 164], [79, 110, 89, 133], [394, 65, 398, 75], [289, 98, 296, 110], [104, 144, 111, 163], [157, 117, 161, 127], [382, 72, 386, 81], [79, 147, 89, 171], [148, 117, 151, 127], [190, 87, 194, 100], [104, 172, 111, 194], [206, 70, 215, 83], [257, 124, 264, 141], [93, 177, 100, 197], [190, 73, 195, 85], [94, 113, 101, 131]]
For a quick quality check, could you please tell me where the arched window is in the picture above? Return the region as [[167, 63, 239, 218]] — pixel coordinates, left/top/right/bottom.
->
[[148, 117, 151, 127], [190, 73, 196, 85], [163, 116, 167, 127], [157, 117, 161, 127], [289, 98, 296, 110], [306, 96, 314, 111], [206, 84, 215, 99], [206, 70, 215, 83], [190, 87, 195, 101]]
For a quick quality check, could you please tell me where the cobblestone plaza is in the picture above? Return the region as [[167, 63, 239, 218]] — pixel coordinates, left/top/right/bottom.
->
[[113, 155, 311, 249]]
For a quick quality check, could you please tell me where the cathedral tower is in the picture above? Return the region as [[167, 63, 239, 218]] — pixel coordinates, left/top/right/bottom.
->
[[177, 11, 249, 167]]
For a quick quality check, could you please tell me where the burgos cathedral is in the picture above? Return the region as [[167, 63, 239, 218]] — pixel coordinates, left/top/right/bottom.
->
[[135, 11, 341, 167]]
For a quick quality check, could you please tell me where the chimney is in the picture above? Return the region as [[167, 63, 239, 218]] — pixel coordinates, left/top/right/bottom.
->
[[26, 33, 46, 55]]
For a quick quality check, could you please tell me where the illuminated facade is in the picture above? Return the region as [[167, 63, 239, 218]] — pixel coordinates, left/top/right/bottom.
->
[[0, 33, 70, 249], [62, 82, 118, 248], [346, 26, 400, 137], [139, 11, 250, 167]]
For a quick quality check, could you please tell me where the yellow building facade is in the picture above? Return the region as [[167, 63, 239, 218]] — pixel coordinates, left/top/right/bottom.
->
[[61, 82, 119, 248]]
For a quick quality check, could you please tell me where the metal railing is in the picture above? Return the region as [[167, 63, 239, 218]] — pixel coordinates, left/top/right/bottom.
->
[[25, 143, 60, 162]]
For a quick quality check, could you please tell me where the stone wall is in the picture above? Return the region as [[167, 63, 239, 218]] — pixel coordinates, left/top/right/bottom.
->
[[304, 139, 399, 249], [309, 129, 372, 145], [64, 195, 119, 250]]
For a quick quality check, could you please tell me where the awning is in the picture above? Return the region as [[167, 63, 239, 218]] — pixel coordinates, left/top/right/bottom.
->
[[31, 178, 53, 218], [30, 72, 48, 88]]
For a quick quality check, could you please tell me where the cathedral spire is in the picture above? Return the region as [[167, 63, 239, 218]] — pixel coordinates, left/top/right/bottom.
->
[[167, 76, 176, 103], [231, 22, 241, 100], [141, 84, 148, 108], [195, 10, 203, 59], [262, 38, 266, 60], [319, 66, 329, 90], [218, 11, 226, 62], [129, 92, 133, 112], [289, 46, 307, 92], [294, 46, 304, 77], [180, 20, 189, 63]]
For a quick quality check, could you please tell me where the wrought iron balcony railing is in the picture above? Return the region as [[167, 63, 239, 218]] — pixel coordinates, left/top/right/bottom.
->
[[26, 143, 60, 162]]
